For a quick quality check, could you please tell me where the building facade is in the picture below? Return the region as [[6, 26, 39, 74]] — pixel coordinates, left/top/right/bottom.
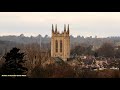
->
[[51, 24, 70, 61]]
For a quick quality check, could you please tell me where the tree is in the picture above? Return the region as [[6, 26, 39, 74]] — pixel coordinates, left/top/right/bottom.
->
[[115, 46, 120, 58], [1, 47, 28, 75], [70, 45, 85, 56], [97, 42, 115, 58], [19, 43, 51, 77], [84, 45, 94, 55], [31, 63, 75, 78], [70, 45, 94, 56]]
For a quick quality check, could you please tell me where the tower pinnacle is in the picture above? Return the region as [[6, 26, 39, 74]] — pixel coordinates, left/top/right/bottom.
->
[[55, 24, 57, 33], [52, 24, 54, 33], [67, 24, 69, 34], [64, 24, 66, 32]]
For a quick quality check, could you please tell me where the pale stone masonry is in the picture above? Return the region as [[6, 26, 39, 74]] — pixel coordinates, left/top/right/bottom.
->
[[51, 24, 70, 61]]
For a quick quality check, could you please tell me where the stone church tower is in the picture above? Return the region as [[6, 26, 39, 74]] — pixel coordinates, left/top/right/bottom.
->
[[51, 24, 70, 61]]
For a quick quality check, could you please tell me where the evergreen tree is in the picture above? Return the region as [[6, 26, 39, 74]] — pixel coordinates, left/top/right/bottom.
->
[[1, 47, 28, 75]]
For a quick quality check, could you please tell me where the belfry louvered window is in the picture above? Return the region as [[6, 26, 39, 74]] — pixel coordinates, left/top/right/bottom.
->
[[60, 40, 62, 52], [55, 40, 58, 52]]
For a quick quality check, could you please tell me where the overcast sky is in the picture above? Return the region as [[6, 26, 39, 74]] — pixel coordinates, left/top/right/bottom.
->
[[0, 12, 120, 37]]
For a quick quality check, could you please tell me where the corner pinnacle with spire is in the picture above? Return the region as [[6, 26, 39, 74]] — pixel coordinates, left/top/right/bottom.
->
[[52, 24, 54, 33], [67, 24, 69, 34], [55, 24, 57, 33], [64, 24, 66, 32]]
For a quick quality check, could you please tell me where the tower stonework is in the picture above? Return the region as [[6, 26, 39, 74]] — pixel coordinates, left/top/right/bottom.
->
[[51, 24, 70, 61]]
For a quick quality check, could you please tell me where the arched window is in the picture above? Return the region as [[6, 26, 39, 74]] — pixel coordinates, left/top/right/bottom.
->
[[60, 40, 62, 52], [55, 40, 58, 52]]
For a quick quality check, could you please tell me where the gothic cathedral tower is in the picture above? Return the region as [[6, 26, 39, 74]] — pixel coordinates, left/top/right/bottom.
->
[[51, 24, 70, 61]]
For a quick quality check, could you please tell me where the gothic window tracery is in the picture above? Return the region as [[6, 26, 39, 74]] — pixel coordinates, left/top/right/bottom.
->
[[55, 40, 58, 52], [60, 40, 62, 52]]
